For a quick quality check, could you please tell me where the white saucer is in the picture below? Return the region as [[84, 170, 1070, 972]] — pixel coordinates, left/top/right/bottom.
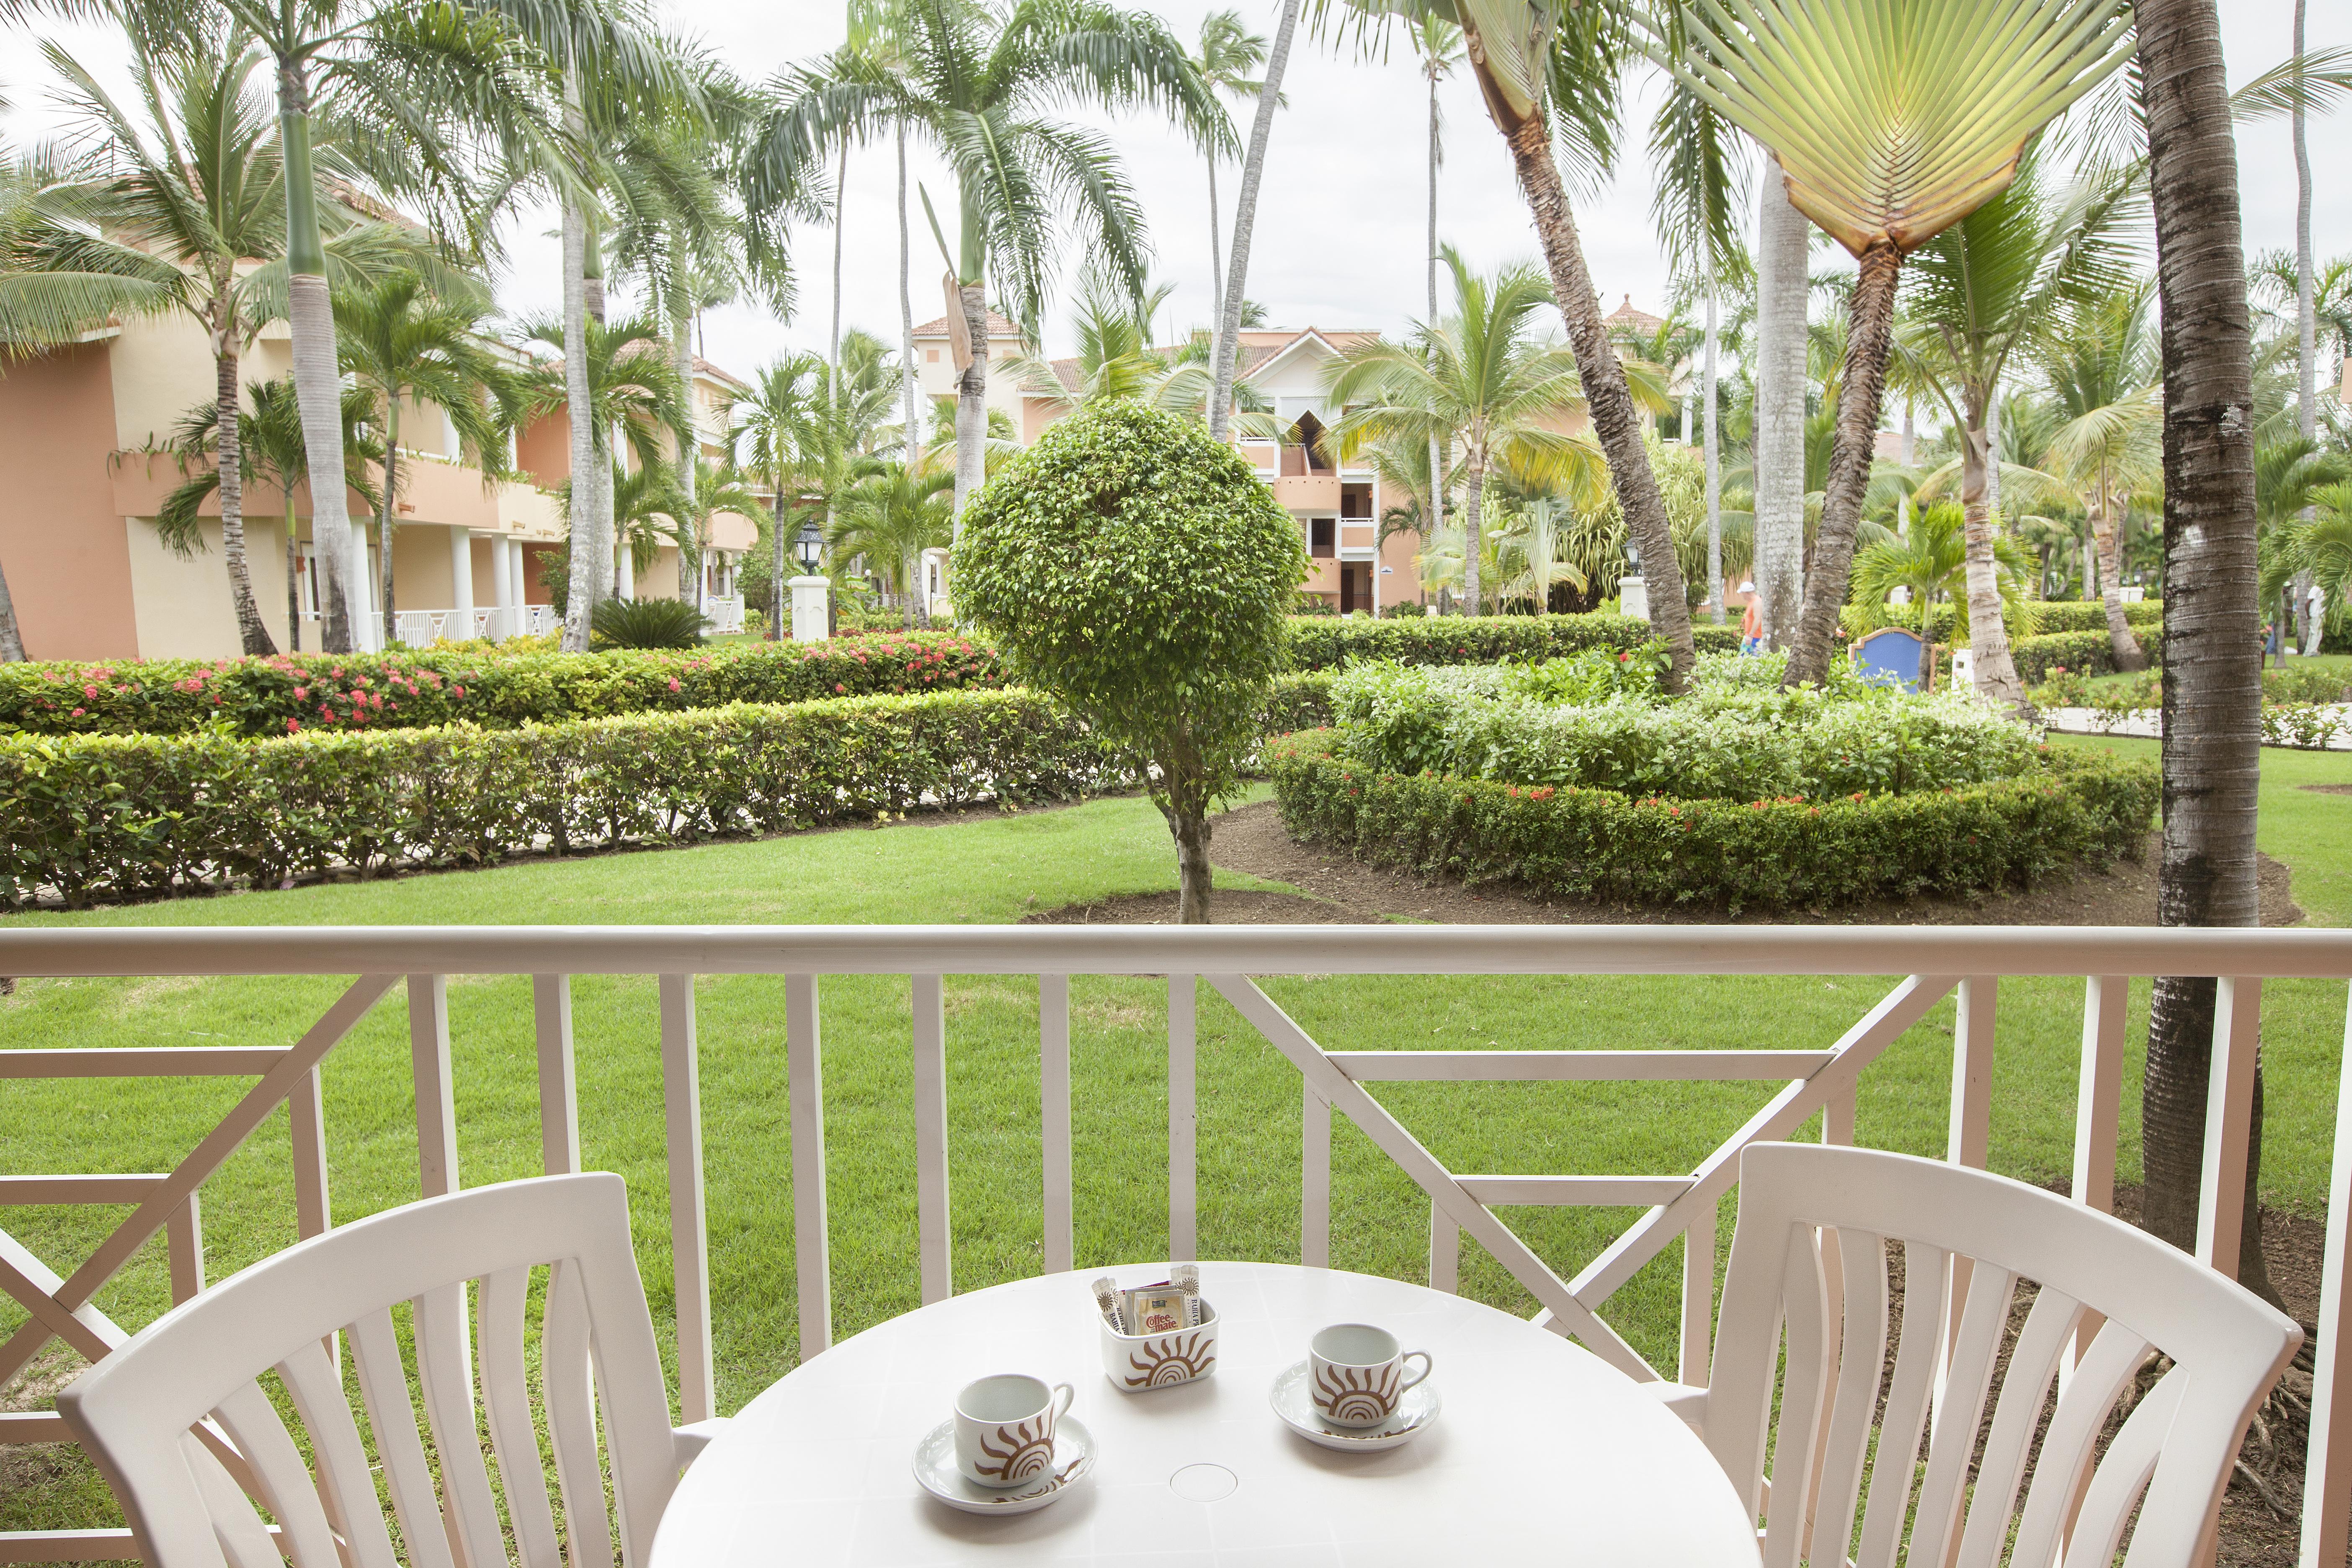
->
[[912, 1415, 1097, 1515], [1269, 1360, 1442, 1452]]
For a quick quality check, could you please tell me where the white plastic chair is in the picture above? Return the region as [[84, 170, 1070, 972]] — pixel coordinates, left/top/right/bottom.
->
[[59, 1173, 722, 1568], [1662, 1142, 2300, 1568]]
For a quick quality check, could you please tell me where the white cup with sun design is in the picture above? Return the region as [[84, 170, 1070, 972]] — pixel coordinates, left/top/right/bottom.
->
[[952, 1374, 1075, 1488], [1099, 1298, 1220, 1392], [1308, 1323, 1433, 1429]]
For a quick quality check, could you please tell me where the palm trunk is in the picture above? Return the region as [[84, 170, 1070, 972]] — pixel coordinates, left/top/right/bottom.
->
[[284, 489, 301, 652], [1425, 56, 1443, 587], [380, 401, 400, 647], [830, 141, 846, 413], [1703, 273, 1722, 624], [675, 297, 699, 601], [0, 557, 26, 660], [2294, 0, 2316, 451], [1495, 108, 1693, 687], [1209, 0, 1299, 443], [904, 551, 918, 630], [1754, 161, 1808, 651], [214, 330, 276, 655], [2136, 0, 2272, 1299], [1957, 405, 2028, 712], [1784, 243, 1901, 690], [560, 72, 598, 654], [952, 279, 990, 529], [2093, 472, 2146, 671], [277, 60, 354, 654], [897, 124, 921, 460], [1461, 443, 1485, 614], [1206, 154, 1224, 328], [768, 490, 787, 642]]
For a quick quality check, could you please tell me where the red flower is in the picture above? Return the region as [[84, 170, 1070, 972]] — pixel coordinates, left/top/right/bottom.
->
[[667, 677, 682, 692], [70, 707, 84, 717], [286, 718, 302, 733], [294, 686, 309, 699]]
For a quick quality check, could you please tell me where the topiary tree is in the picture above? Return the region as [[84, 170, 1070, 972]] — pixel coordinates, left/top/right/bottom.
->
[[954, 400, 1307, 922]]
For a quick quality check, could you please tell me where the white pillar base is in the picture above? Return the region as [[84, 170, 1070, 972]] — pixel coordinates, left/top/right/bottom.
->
[[789, 576, 831, 642]]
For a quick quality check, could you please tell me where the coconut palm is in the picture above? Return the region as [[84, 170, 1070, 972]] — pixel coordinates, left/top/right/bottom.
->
[[335, 271, 518, 645], [518, 308, 688, 601], [749, 0, 1221, 528], [2277, 483, 2352, 621], [666, 456, 766, 598], [2037, 284, 2162, 671], [1205, 0, 1297, 449], [1493, 497, 1589, 614], [1646, 0, 2135, 694], [1323, 250, 1599, 614], [829, 452, 955, 627], [19, 33, 433, 655], [1847, 503, 2028, 663], [1189, 10, 1269, 327], [727, 351, 829, 640]]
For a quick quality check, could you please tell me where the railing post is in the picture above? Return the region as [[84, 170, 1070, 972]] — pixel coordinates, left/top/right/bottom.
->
[[2070, 975, 2128, 1372], [1039, 976, 1073, 1276], [1679, 1204, 1715, 1384], [288, 1066, 330, 1240], [532, 975, 580, 1176], [787, 974, 831, 1358], [1944, 976, 1996, 1379], [2196, 976, 2262, 1280], [165, 1195, 204, 1305], [1302, 1083, 1330, 1269], [1169, 974, 1197, 1264], [1429, 1200, 1457, 1295], [2298, 985, 2352, 1568], [408, 975, 457, 1198], [660, 975, 712, 1424], [912, 975, 952, 1304]]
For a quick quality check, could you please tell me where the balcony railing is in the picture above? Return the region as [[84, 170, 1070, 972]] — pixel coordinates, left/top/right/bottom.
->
[[3, 924, 2349, 1562], [702, 595, 745, 635], [297, 604, 559, 642]]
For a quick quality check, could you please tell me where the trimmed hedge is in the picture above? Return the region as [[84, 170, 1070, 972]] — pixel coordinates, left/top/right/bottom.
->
[[2025, 599, 2162, 634], [1269, 729, 2160, 910], [1284, 614, 1742, 672], [0, 634, 1007, 739], [2009, 628, 2164, 683], [0, 690, 1121, 908]]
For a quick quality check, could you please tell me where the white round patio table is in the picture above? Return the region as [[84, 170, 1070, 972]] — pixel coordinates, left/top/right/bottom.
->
[[650, 1261, 1759, 1567]]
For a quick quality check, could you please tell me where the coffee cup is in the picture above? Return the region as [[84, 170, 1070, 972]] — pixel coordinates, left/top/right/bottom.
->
[[1308, 1323, 1432, 1429], [952, 1373, 1075, 1488]]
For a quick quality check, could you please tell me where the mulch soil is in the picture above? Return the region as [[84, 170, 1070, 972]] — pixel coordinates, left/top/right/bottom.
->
[[1028, 801, 2327, 1563]]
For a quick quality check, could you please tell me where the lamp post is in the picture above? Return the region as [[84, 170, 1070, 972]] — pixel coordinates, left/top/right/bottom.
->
[[789, 521, 831, 643], [794, 520, 825, 574]]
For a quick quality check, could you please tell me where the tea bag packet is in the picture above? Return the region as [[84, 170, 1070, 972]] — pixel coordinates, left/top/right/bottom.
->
[[1122, 1283, 1189, 1336], [1091, 1275, 1125, 1333], [1170, 1263, 1201, 1327]]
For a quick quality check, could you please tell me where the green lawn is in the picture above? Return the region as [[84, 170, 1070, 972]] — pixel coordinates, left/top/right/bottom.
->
[[3, 746, 2350, 1535]]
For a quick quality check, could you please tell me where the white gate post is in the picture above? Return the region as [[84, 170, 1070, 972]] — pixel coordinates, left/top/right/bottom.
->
[[789, 576, 831, 642]]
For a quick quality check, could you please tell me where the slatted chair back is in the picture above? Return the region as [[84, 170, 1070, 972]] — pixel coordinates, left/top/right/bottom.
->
[[1706, 1143, 2300, 1568], [59, 1174, 680, 1568]]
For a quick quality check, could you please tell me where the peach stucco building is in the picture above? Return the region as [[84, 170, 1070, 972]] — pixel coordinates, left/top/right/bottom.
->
[[0, 307, 758, 662]]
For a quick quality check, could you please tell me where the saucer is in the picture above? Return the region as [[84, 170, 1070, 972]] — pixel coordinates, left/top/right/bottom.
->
[[912, 1415, 1097, 1515], [1269, 1360, 1442, 1452]]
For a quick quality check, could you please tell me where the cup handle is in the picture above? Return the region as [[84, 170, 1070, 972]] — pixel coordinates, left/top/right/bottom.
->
[[1049, 1381, 1075, 1422], [1398, 1351, 1433, 1393]]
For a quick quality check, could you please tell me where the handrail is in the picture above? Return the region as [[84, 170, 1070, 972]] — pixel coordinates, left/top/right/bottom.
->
[[3, 923, 2349, 978]]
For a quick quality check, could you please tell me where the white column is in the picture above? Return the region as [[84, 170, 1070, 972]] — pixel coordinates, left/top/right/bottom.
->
[[449, 527, 476, 635], [789, 575, 831, 642], [490, 531, 514, 640], [508, 541, 526, 617], [617, 538, 635, 601], [349, 520, 379, 651]]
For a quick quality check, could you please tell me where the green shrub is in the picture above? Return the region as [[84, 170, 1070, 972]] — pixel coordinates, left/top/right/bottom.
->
[[2009, 628, 2166, 683], [2265, 664, 2352, 704], [2024, 598, 2162, 633], [1268, 729, 2159, 911], [954, 400, 1307, 921], [591, 597, 709, 649], [0, 634, 1006, 738], [1285, 613, 1739, 671], [0, 690, 1124, 908]]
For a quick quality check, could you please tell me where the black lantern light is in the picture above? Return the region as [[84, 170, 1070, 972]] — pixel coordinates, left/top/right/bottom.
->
[[793, 518, 825, 572]]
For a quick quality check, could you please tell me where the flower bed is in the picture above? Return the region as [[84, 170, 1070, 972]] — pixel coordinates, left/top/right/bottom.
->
[[0, 690, 1124, 908], [1269, 729, 2160, 910]]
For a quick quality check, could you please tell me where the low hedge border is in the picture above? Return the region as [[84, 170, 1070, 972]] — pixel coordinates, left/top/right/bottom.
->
[[2009, 628, 2164, 683], [0, 690, 1127, 908], [1283, 614, 1743, 671], [1267, 728, 2160, 911]]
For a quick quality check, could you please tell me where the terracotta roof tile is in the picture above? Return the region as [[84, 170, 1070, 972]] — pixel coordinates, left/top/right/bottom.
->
[[911, 308, 1024, 338]]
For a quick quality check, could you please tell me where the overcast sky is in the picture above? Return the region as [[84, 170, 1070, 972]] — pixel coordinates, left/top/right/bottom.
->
[[7, 0, 2347, 379]]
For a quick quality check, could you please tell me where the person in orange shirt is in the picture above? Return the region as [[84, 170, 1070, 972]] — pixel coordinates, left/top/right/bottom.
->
[[1739, 583, 1764, 655]]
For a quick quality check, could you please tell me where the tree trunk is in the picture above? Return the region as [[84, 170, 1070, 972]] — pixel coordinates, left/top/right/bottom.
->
[[1425, 58, 1443, 574], [560, 82, 598, 651], [676, 298, 699, 601], [1754, 160, 1810, 651], [769, 494, 787, 641], [897, 123, 922, 462], [953, 280, 990, 531], [1785, 243, 1901, 690], [1703, 271, 1722, 624], [2093, 476, 2146, 671], [830, 140, 846, 414], [1957, 410, 2029, 713], [1461, 443, 1485, 614], [1171, 806, 1212, 923], [0, 556, 26, 660], [1496, 111, 1692, 686], [284, 491, 301, 652], [2137, 0, 2272, 1298], [2295, 0, 2316, 453], [380, 404, 400, 647], [213, 334, 276, 655], [904, 552, 918, 630], [1209, 0, 1299, 442], [276, 62, 354, 655], [1207, 153, 1224, 328]]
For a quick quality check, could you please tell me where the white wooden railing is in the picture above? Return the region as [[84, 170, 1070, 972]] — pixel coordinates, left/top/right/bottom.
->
[[702, 594, 745, 634], [3, 926, 2351, 1563]]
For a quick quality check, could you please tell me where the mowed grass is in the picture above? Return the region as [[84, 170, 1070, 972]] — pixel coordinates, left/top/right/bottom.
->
[[2, 744, 2349, 1535]]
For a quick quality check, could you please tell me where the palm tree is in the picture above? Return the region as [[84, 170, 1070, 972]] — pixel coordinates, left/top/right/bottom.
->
[[2254, 438, 2348, 652], [750, 0, 1220, 527], [1002, 279, 1191, 411], [1899, 149, 2141, 713], [1750, 161, 1810, 651], [518, 309, 688, 608], [1189, 10, 1268, 328], [592, 459, 686, 588], [1206, 0, 1297, 449], [829, 452, 955, 627], [1846, 503, 2030, 673], [727, 352, 828, 640], [2038, 284, 2161, 671], [1493, 497, 1589, 614], [666, 456, 766, 601], [336, 272, 517, 645], [1323, 249, 1600, 615], [1646, 0, 2136, 693]]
